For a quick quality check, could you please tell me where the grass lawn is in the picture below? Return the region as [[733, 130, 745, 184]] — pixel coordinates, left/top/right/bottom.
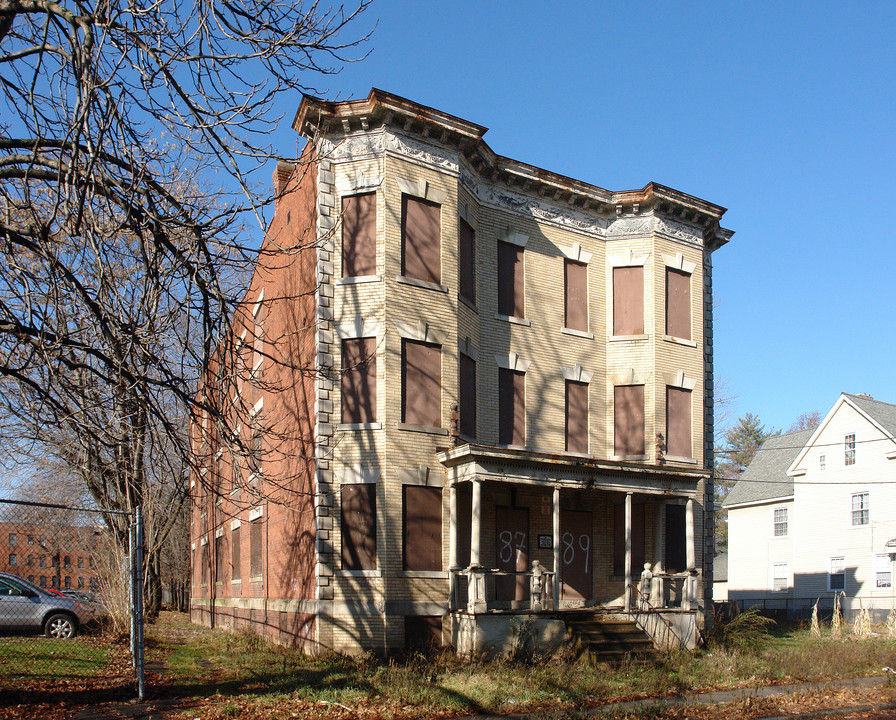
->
[[151, 612, 896, 720], [0, 635, 114, 682]]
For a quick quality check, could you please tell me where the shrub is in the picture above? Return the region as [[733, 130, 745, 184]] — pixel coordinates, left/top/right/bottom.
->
[[716, 608, 776, 653]]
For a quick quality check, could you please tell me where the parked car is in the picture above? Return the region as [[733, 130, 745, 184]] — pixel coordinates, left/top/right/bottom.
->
[[60, 590, 108, 622], [0, 572, 93, 638]]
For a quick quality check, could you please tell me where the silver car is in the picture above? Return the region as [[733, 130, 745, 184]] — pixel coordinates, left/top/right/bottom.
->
[[0, 572, 93, 638]]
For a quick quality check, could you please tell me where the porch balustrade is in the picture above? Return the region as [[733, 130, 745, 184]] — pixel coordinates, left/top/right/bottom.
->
[[449, 566, 556, 613]]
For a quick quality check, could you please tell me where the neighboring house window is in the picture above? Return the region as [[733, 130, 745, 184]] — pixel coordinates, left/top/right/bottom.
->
[[8, 554, 16, 566], [249, 518, 263, 580], [829, 556, 845, 591], [403, 486, 442, 571], [459, 352, 476, 439], [497, 241, 525, 318], [64, 556, 70, 569], [77, 577, 84, 589], [851, 492, 869, 526], [342, 337, 377, 424], [845, 433, 856, 466], [613, 266, 644, 336], [77, 557, 83, 569], [819, 454, 826, 471], [666, 387, 692, 458], [341, 484, 376, 571], [402, 340, 441, 428], [342, 192, 376, 278], [498, 368, 525, 446], [8, 533, 15, 547], [401, 195, 441, 284], [773, 507, 788, 537], [565, 380, 588, 454], [231, 526, 241, 583], [772, 562, 789, 591], [614, 385, 645, 456], [459, 218, 475, 304], [27, 555, 33, 566], [874, 553, 892, 588], [665, 267, 691, 339], [39, 556, 46, 568], [39, 576, 46, 587], [27, 535, 33, 546], [564, 259, 587, 332]]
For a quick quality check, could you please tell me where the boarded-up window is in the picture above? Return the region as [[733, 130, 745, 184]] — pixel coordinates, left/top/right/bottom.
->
[[497, 241, 524, 318], [252, 302, 266, 381], [341, 484, 376, 570], [459, 352, 476, 439], [613, 266, 644, 335], [403, 486, 442, 571], [565, 380, 588, 453], [614, 385, 645, 456], [402, 195, 440, 284], [201, 545, 209, 586], [342, 192, 376, 277], [613, 502, 646, 576], [249, 519, 263, 578], [665, 268, 690, 339], [564, 260, 587, 332], [459, 218, 475, 303], [402, 340, 441, 427], [231, 526, 241, 582], [665, 504, 686, 573], [498, 368, 525, 446], [666, 387, 692, 458], [405, 616, 442, 650], [342, 337, 376, 424]]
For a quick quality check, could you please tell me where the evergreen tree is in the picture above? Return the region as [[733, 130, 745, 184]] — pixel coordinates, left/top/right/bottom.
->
[[714, 412, 778, 551]]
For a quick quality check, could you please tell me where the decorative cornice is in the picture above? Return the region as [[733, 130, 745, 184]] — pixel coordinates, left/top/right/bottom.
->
[[494, 352, 531, 372]]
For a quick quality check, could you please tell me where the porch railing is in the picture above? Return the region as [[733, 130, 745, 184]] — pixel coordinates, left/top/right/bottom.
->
[[628, 581, 692, 650], [450, 566, 556, 613]]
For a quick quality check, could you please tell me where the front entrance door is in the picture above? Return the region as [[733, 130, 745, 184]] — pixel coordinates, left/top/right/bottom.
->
[[561, 510, 592, 601], [495, 507, 529, 602]]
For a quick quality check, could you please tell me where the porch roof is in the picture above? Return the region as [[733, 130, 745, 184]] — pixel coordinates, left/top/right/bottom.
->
[[437, 444, 708, 497]]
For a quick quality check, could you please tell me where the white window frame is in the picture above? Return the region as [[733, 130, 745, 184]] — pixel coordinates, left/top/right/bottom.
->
[[772, 562, 789, 592], [829, 556, 845, 591], [845, 433, 856, 466], [773, 507, 788, 537], [851, 492, 869, 527]]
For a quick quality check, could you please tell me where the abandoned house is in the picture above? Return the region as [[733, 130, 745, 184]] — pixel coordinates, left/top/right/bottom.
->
[[189, 89, 733, 655]]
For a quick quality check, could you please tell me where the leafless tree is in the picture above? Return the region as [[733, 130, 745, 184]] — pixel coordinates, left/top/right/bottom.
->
[[0, 0, 372, 615]]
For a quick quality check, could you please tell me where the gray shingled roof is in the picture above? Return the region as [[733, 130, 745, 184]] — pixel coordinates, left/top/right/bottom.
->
[[845, 394, 896, 437], [713, 552, 728, 583], [722, 429, 814, 507]]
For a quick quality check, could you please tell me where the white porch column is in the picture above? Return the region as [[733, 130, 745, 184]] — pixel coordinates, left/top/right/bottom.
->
[[685, 498, 696, 611], [552, 487, 561, 610], [686, 498, 696, 571], [448, 484, 458, 610], [471, 479, 481, 566], [624, 492, 633, 612]]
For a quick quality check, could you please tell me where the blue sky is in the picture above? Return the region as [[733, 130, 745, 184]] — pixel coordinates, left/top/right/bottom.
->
[[272, 1, 896, 433]]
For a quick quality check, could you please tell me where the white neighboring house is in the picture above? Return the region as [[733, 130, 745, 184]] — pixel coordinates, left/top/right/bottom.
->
[[724, 394, 896, 619]]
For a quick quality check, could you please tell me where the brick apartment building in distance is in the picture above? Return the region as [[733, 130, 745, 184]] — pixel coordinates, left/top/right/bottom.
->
[[0, 523, 101, 592], [189, 89, 733, 655]]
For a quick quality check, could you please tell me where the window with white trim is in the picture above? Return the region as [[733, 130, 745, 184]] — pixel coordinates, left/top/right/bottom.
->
[[773, 507, 788, 537], [874, 553, 892, 588], [851, 492, 869, 526], [845, 433, 856, 466], [829, 556, 845, 591], [772, 562, 788, 592]]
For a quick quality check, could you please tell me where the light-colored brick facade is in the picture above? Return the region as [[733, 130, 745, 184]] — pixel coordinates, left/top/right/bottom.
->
[[190, 90, 732, 654]]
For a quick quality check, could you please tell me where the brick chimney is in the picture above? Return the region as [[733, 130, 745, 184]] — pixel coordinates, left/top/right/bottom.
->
[[272, 162, 294, 208]]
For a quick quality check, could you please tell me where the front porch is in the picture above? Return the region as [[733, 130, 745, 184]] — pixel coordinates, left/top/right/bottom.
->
[[437, 443, 709, 654]]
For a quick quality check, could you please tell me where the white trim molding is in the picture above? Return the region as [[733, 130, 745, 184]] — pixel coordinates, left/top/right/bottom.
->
[[335, 319, 384, 339], [662, 252, 697, 274], [498, 228, 529, 247], [335, 170, 383, 195], [396, 176, 448, 204], [562, 364, 594, 384], [559, 241, 593, 264], [395, 320, 447, 345], [608, 249, 649, 267], [665, 370, 697, 391], [494, 352, 531, 373], [337, 465, 381, 485], [610, 368, 650, 386]]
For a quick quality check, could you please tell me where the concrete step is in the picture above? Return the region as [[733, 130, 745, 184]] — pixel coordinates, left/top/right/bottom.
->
[[565, 613, 657, 665]]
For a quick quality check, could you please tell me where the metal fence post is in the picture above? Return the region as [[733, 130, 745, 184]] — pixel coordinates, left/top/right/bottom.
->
[[134, 506, 145, 701]]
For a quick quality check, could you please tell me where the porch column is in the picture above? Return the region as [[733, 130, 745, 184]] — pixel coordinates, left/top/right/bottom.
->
[[624, 492, 633, 612], [552, 487, 560, 610], [684, 498, 696, 611], [686, 498, 696, 570], [468, 479, 485, 613], [448, 484, 458, 610]]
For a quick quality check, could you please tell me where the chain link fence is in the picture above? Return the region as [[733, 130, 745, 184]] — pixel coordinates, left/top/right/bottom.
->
[[0, 498, 144, 700]]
